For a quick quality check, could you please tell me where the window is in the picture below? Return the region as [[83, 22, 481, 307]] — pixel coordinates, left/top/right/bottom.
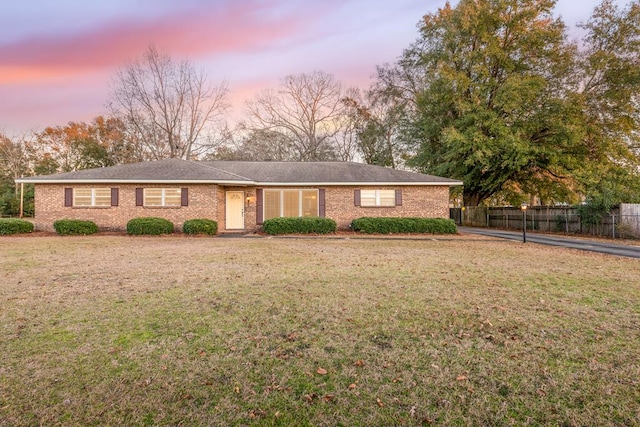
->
[[263, 189, 318, 220], [360, 189, 396, 207], [144, 188, 182, 207], [73, 188, 111, 207]]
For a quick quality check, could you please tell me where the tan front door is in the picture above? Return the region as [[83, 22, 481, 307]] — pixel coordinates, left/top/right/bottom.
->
[[225, 191, 245, 230]]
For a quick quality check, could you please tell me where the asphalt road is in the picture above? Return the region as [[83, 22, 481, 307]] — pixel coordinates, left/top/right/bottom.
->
[[458, 227, 640, 259]]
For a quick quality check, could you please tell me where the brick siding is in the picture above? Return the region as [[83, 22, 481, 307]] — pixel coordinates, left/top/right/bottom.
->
[[244, 185, 450, 230], [34, 184, 220, 232], [323, 185, 450, 229], [33, 184, 450, 232]]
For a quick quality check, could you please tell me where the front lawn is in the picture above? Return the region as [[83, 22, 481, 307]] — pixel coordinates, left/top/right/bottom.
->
[[1, 236, 638, 425]]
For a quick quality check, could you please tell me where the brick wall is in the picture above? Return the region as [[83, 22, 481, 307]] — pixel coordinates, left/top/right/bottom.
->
[[34, 184, 220, 232], [323, 185, 450, 229], [33, 184, 451, 232], [245, 185, 450, 230]]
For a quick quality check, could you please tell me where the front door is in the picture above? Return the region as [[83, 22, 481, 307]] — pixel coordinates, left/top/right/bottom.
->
[[225, 191, 245, 230]]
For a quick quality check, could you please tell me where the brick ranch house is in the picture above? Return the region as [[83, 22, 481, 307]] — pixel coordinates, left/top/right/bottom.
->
[[16, 159, 463, 233]]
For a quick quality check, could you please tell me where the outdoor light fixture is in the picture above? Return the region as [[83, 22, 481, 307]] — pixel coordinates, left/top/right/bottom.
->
[[246, 195, 256, 205], [521, 203, 528, 243]]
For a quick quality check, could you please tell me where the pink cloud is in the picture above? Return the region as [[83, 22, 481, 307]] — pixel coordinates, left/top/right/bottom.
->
[[0, 1, 327, 84]]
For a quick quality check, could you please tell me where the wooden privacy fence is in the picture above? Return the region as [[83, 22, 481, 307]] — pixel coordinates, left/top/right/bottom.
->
[[450, 205, 640, 239]]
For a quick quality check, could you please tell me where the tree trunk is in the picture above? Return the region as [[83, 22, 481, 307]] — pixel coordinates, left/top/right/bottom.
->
[[463, 191, 482, 207]]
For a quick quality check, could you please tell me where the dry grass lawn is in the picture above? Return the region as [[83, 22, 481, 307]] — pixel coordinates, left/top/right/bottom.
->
[[1, 234, 639, 426]]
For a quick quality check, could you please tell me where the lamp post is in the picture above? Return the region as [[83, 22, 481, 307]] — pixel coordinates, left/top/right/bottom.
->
[[521, 203, 527, 243]]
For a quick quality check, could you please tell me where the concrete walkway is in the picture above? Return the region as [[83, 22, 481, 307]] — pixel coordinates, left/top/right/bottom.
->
[[458, 227, 640, 259]]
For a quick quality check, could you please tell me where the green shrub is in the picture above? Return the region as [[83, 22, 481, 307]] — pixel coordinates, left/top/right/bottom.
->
[[53, 219, 98, 236], [0, 218, 34, 235], [183, 219, 218, 236], [126, 217, 174, 235], [262, 217, 337, 235], [350, 217, 457, 234]]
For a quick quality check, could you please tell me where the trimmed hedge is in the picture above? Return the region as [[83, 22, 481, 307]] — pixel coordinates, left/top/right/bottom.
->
[[53, 219, 98, 236], [126, 217, 174, 235], [0, 218, 34, 235], [183, 219, 218, 236], [262, 217, 337, 235], [350, 217, 457, 234]]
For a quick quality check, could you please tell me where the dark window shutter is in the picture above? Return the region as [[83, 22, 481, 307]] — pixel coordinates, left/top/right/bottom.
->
[[181, 188, 188, 206], [135, 188, 143, 206], [111, 188, 119, 206], [256, 189, 263, 224], [64, 188, 73, 207], [318, 189, 326, 217], [395, 189, 402, 206], [354, 189, 361, 207]]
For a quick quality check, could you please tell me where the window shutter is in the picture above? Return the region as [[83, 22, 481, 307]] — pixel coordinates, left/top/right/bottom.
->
[[64, 188, 73, 207], [354, 189, 361, 207], [395, 189, 403, 206], [135, 188, 143, 206], [256, 189, 263, 224], [111, 188, 119, 206], [318, 189, 326, 217], [181, 188, 189, 206]]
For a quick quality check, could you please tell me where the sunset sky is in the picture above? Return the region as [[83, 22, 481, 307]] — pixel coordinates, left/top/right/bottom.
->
[[0, 0, 626, 135]]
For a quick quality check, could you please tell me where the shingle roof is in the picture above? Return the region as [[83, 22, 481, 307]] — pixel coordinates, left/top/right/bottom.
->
[[17, 158, 462, 186], [18, 159, 252, 184], [200, 161, 459, 184]]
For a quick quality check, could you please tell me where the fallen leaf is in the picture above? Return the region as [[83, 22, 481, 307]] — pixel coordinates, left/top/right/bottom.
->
[[537, 389, 547, 397], [376, 398, 384, 407], [304, 393, 318, 402], [456, 375, 468, 381], [323, 394, 335, 402], [317, 367, 328, 375], [354, 360, 365, 367], [348, 383, 357, 390]]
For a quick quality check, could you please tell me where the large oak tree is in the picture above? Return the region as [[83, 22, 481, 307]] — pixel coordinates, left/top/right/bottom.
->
[[381, 0, 639, 206]]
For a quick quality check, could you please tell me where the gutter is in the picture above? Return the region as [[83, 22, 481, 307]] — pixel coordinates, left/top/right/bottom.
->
[[15, 178, 464, 187]]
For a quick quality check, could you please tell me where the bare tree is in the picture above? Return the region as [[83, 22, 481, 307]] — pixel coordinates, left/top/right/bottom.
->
[[343, 86, 408, 168], [212, 125, 299, 161], [0, 133, 29, 192], [109, 45, 229, 160], [245, 71, 351, 161]]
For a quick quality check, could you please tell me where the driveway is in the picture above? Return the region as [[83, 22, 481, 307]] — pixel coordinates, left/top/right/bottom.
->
[[459, 227, 640, 259]]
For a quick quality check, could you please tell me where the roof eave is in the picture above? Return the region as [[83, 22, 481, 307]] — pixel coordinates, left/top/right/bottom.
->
[[15, 179, 464, 186], [14, 179, 255, 185], [253, 181, 464, 186]]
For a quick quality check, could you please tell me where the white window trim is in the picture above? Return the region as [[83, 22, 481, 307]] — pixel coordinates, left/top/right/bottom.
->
[[361, 189, 396, 207], [264, 189, 318, 219], [74, 188, 110, 207], [144, 188, 181, 207]]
